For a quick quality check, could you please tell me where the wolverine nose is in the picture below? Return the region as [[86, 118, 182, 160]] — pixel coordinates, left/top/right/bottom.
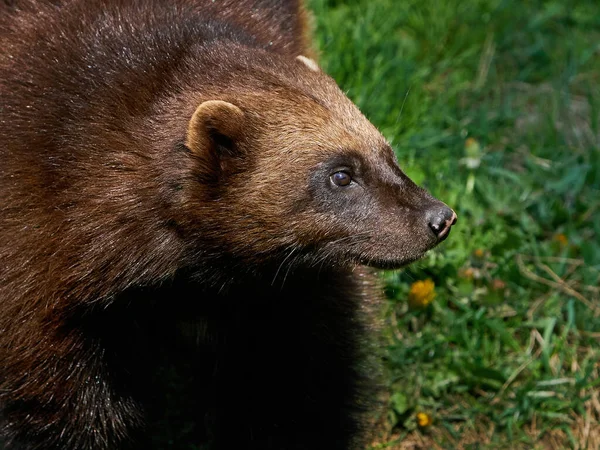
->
[[427, 205, 457, 241]]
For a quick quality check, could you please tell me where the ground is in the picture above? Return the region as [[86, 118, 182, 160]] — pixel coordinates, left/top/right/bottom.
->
[[309, 0, 600, 448]]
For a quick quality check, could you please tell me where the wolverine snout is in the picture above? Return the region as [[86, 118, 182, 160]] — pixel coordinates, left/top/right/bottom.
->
[[426, 205, 457, 241]]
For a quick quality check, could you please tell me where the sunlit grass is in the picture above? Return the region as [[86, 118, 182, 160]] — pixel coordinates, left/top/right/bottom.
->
[[310, 0, 600, 448]]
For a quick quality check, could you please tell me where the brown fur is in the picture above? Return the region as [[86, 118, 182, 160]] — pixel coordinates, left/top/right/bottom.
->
[[0, 1, 455, 449]]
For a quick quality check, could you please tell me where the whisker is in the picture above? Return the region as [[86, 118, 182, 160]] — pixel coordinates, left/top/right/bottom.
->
[[271, 246, 298, 286], [396, 86, 411, 124], [280, 252, 303, 288]]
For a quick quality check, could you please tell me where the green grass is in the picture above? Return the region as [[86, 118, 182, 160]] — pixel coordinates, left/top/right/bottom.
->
[[309, 0, 600, 448]]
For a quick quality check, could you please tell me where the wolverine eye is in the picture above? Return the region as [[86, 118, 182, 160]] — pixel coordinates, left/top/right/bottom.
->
[[330, 171, 352, 187]]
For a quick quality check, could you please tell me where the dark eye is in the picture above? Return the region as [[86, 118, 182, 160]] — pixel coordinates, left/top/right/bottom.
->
[[330, 171, 352, 187]]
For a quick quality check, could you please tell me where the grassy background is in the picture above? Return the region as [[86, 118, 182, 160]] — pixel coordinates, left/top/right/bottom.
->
[[308, 0, 600, 448]]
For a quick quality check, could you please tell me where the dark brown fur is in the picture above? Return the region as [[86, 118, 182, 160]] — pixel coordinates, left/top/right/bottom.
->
[[0, 1, 455, 449]]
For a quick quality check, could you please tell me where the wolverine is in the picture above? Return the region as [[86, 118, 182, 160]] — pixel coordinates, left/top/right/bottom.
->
[[0, 1, 456, 449]]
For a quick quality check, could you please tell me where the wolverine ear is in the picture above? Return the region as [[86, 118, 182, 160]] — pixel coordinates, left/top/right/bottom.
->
[[185, 100, 245, 155]]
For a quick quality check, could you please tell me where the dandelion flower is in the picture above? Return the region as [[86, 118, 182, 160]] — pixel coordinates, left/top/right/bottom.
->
[[491, 278, 506, 291], [458, 267, 475, 280], [461, 137, 482, 169], [553, 233, 568, 247], [408, 279, 436, 308], [416, 412, 433, 427]]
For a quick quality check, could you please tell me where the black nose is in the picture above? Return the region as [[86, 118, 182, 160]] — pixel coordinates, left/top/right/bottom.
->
[[427, 205, 457, 241]]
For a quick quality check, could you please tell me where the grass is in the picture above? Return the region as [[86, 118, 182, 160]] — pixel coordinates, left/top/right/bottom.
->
[[308, 0, 600, 448]]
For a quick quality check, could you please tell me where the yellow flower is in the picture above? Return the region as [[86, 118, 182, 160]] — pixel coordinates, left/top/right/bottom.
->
[[408, 279, 436, 308], [491, 278, 506, 291], [459, 267, 475, 280], [462, 137, 482, 169], [473, 248, 485, 258], [553, 233, 568, 247], [465, 137, 479, 150], [416, 412, 433, 427]]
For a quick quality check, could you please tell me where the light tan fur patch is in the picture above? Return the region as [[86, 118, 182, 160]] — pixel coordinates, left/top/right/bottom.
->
[[296, 55, 320, 72]]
